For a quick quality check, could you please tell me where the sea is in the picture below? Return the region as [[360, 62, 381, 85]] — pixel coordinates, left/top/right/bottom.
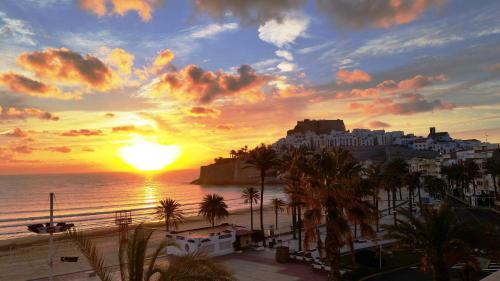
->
[[0, 170, 286, 240]]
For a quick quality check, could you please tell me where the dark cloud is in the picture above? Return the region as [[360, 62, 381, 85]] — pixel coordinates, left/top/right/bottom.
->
[[349, 93, 455, 115], [17, 48, 115, 91], [0, 73, 79, 100], [150, 64, 269, 104], [316, 0, 446, 29], [192, 0, 307, 25], [188, 106, 221, 118]]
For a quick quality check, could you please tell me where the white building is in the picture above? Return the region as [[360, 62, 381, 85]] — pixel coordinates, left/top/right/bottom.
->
[[166, 224, 249, 257]]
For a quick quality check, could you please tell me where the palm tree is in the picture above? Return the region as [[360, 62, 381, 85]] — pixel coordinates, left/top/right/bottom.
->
[[309, 148, 376, 281], [464, 159, 480, 205], [271, 198, 286, 230], [486, 148, 500, 200], [246, 144, 280, 246], [384, 203, 475, 281], [156, 198, 185, 232], [67, 225, 235, 281], [241, 187, 260, 231], [383, 158, 409, 225], [199, 194, 229, 227], [404, 172, 421, 213], [366, 163, 383, 232], [285, 182, 306, 251]]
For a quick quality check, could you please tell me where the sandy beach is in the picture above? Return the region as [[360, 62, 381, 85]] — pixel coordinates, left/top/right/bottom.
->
[[0, 206, 295, 281]]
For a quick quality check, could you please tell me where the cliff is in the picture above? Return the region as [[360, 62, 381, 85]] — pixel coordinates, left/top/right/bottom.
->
[[287, 119, 346, 136], [194, 157, 282, 185]]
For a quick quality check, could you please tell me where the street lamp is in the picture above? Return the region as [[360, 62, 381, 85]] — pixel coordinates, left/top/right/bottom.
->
[[27, 193, 73, 281]]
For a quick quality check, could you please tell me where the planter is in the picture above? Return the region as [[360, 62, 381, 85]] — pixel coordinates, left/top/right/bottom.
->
[[275, 246, 290, 263]]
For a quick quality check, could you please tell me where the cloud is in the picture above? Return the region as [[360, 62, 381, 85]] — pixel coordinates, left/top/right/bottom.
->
[[48, 146, 72, 153], [105, 112, 115, 117], [349, 93, 455, 115], [316, 0, 446, 29], [147, 64, 270, 104], [78, 0, 162, 22], [107, 48, 134, 75], [332, 74, 446, 99], [275, 50, 294, 61], [336, 69, 372, 84], [17, 48, 115, 91], [3, 128, 28, 138], [368, 120, 391, 128], [150, 48, 174, 74], [258, 13, 309, 47], [188, 106, 221, 118], [277, 61, 297, 72], [0, 106, 59, 121], [14, 145, 33, 154], [0, 72, 81, 100], [61, 129, 103, 136], [81, 147, 95, 152], [189, 22, 238, 39], [191, 0, 307, 25], [0, 11, 36, 46], [216, 124, 234, 130], [112, 125, 138, 132]]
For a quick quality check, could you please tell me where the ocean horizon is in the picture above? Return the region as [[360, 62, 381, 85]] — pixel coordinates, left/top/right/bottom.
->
[[0, 170, 286, 240]]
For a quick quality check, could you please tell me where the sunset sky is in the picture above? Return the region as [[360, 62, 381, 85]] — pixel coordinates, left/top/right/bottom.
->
[[1, 0, 499, 174]]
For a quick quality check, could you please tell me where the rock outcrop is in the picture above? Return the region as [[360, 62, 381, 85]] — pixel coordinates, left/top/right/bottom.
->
[[287, 119, 346, 136]]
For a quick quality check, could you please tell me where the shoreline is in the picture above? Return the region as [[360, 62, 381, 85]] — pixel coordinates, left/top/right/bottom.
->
[[0, 204, 274, 250]]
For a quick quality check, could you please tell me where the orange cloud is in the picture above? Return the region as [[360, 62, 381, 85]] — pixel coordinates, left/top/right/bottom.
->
[[48, 146, 72, 153], [0, 106, 59, 121], [105, 112, 115, 117], [14, 145, 33, 154], [151, 49, 174, 73], [317, 0, 446, 29], [0, 73, 81, 100], [61, 129, 103, 136], [149, 64, 270, 104], [336, 69, 371, 84], [17, 48, 115, 92], [188, 106, 221, 118], [216, 124, 234, 130], [349, 93, 455, 115], [4, 128, 28, 138], [112, 125, 137, 132], [108, 48, 134, 75], [335, 73, 446, 99], [79, 0, 162, 22], [368, 120, 391, 128]]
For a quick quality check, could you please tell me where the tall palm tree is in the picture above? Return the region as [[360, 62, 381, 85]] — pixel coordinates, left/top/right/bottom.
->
[[246, 144, 280, 246], [156, 198, 185, 232], [366, 163, 383, 232], [384, 203, 475, 281], [67, 226, 235, 281], [285, 182, 306, 251], [486, 157, 499, 200], [199, 194, 229, 227], [271, 197, 286, 231], [241, 187, 260, 231], [464, 159, 480, 198], [383, 158, 409, 225], [404, 171, 421, 213], [309, 148, 376, 281]]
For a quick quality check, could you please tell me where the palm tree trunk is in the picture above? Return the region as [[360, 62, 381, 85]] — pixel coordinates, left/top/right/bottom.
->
[[433, 259, 450, 281], [417, 183, 422, 209], [292, 207, 297, 239], [298, 205, 302, 252], [398, 187, 402, 200], [493, 174, 498, 199], [165, 214, 169, 232], [387, 190, 391, 215], [408, 188, 413, 214], [326, 218, 342, 281], [375, 197, 380, 232], [275, 208, 278, 229], [250, 201, 254, 231], [392, 190, 397, 225], [260, 172, 266, 247], [353, 221, 357, 239]]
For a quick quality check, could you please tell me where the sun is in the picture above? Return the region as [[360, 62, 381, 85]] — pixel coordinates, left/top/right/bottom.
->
[[119, 140, 181, 171]]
